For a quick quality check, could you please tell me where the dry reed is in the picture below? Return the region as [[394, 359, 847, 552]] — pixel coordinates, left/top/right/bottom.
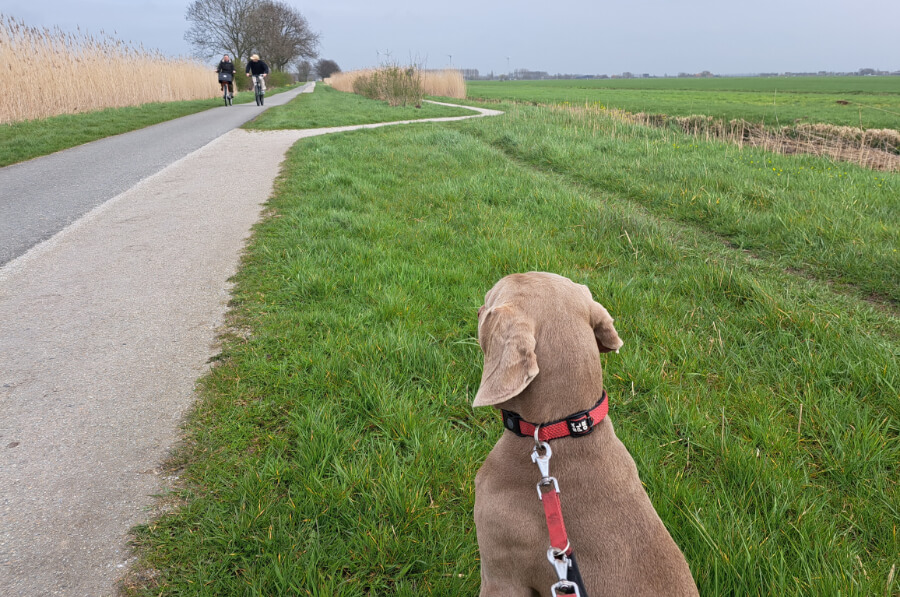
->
[[1, 15, 218, 124], [422, 69, 466, 99], [554, 103, 900, 172], [324, 69, 365, 93], [351, 66, 425, 107], [326, 68, 466, 100]]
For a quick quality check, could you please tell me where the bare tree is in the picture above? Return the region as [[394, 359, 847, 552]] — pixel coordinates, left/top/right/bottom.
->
[[315, 59, 340, 79], [184, 0, 257, 63], [296, 60, 312, 82], [247, 1, 319, 71]]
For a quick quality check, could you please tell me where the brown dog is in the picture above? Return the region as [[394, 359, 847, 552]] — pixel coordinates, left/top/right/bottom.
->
[[473, 272, 698, 596]]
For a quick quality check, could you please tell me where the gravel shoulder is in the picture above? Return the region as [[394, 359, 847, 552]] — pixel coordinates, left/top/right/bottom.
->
[[0, 90, 500, 596]]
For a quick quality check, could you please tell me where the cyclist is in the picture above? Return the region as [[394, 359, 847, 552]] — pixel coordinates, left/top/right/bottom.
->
[[216, 54, 235, 98], [245, 54, 270, 94]]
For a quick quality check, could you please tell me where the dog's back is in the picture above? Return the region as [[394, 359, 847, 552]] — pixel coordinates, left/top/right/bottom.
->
[[474, 272, 698, 596]]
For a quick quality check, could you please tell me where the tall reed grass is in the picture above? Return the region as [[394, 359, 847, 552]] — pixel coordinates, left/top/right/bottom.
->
[[421, 69, 467, 99], [351, 66, 424, 107], [327, 67, 466, 103], [555, 102, 900, 172], [0, 15, 218, 124]]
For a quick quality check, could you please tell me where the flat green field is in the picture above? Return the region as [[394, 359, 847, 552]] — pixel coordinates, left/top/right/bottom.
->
[[467, 77, 900, 130], [126, 86, 900, 596]]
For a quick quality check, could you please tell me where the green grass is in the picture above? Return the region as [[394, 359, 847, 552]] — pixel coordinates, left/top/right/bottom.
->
[[127, 98, 899, 595], [244, 84, 477, 130], [452, 102, 900, 306], [0, 86, 297, 168], [467, 77, 900, 130]]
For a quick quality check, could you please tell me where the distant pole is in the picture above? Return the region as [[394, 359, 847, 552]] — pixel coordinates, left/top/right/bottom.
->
[[506, 56, 510, 77], [448, 54, 452, 67]]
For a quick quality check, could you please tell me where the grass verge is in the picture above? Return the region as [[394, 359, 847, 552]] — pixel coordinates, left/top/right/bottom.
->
[[244, 84, 476, 130], [128, 108, 899, 595], [1, 86, 297, 168]]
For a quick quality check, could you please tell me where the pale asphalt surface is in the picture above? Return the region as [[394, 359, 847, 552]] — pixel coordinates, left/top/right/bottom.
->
[[0, 85, 501, 596], [0, 84, 311, 267]]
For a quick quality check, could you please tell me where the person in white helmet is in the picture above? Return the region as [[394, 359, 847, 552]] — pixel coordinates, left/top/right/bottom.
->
[[245, 54, 270, 93]]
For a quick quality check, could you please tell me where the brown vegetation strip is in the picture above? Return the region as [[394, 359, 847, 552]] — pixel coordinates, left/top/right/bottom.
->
[[1, 15, 216, 123], [326, 68, 467, 104], [560, 104, 900, 172]]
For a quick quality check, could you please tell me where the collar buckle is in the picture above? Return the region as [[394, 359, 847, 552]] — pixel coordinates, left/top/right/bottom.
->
[[502, 409, 525, 436]]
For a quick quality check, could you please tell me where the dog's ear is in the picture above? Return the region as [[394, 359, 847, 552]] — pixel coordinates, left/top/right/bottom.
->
[[473, 303, 539, 407], [590, 301, 624, 354]]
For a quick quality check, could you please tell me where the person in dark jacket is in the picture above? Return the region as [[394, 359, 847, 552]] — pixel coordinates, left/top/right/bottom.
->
[[245, 54, 270, 93], [216, 55, 235, 98]]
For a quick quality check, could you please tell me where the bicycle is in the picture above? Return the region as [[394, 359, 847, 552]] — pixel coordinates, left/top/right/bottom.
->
[[252, 74, 265, 106], [218, 72, 234, 106]]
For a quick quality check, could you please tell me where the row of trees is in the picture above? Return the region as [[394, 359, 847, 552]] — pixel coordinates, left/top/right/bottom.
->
[[184, 0, 323, 73], [297, 59, 341, 81]]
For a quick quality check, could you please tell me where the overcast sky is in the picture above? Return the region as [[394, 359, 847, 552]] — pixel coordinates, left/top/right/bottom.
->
[[3, 0, 898, 75]]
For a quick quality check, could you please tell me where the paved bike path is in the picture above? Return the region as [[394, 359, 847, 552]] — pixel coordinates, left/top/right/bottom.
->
[[0, 88, 501, 596], [0, 83, 313, 267]]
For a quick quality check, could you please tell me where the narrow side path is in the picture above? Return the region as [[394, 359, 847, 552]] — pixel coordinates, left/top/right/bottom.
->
[[0, 94, 500, 596]]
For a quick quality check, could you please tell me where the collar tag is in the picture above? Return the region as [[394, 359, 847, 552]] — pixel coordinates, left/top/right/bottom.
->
[[566, 414, 594, 436]]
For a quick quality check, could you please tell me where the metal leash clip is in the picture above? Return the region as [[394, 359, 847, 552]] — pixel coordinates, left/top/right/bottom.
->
[[531, 440, 560, 499], [551, 580, 581, 596], [548, 548, 581, 596]]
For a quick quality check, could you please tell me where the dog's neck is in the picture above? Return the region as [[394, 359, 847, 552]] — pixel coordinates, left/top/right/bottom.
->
[[499, 351, 605, 424]]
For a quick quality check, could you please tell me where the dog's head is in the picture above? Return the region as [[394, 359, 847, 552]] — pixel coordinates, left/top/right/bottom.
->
[[473, 272, 623, 408]]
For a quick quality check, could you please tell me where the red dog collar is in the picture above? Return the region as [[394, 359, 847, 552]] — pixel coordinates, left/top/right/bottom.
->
[[501, 391, 608, 442]]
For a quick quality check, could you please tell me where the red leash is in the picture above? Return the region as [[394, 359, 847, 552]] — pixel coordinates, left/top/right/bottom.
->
[[532, 441, 587, 596], [532, 445, 571, 556], [505, 394, 610, 596]]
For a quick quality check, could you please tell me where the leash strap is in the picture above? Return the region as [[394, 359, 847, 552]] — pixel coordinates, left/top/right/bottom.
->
[[540, 484, 572, 556], [533, 441, 589, 597]]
